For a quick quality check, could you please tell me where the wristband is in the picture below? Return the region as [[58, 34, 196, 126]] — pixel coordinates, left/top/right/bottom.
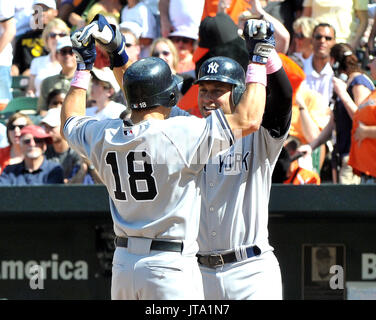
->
[[71, 70, 91, 90], [246, 63, 267, 86], [112, 45, 129, 69], [266, 49, 282, 74]]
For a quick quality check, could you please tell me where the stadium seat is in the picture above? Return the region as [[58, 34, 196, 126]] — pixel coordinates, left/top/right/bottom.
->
[[11, 76, 30, 98], [0, 97, 38, 115]]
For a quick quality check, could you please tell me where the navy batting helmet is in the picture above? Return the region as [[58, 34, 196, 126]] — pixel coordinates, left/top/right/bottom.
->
[[123, 57, 180, 109], [195, 56, 246, 106]]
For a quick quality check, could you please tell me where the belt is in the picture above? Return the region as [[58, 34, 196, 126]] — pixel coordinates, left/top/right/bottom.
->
[[114, 236, 183, 253], [197, 246, 261, 268]]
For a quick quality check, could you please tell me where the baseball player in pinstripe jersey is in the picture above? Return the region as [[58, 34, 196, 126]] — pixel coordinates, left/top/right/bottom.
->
[[195, 42, 293, 298], [60, 14, 276, 299]]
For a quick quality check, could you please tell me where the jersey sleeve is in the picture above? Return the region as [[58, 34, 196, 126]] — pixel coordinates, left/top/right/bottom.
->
[[63, 116, 106, 162]]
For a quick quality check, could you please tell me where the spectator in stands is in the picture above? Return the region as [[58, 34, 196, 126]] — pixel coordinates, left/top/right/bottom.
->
[[38, 36, 76, 116], [168, 26, 197, 75], [46, 88, 67, 110], [280, 53, 330, 174], [143, 0, 161, 38], [202, 0, 251, 26], [26, 18, 70, 98], [86, 67, 126, 120], [121, 0, 157, 58], [0, 112, 33, 174], [303, 22, 336, 108], [14, 1, 34, 39], [302, 0, 368, 50], [87, 0, 123, 24], [299, 43, 374, 184], [290, 16, 317, 65], [119, 23, 142, 65], [66, 153, 103, 184], [58, 0, 96, 29], [282, 136, 321, 185], [12, 0, 58, 76], [343, 55, 376, 185], [160, 0, 204, 39], [150, 37, 195, 95], [40, 107, 83, 183], [0, 2, 16, 103], [0, 124, 64, 185], [150, 37, 179, 74]]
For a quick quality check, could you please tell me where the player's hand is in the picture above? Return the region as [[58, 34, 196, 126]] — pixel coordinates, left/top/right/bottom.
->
[[77, 14, 129, 69], [71, 28, 97, 71], [243, 19, 275, 64]]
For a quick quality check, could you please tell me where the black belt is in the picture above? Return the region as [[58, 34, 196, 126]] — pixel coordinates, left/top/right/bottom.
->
[[114, 236, 183, 253], [197, 246, 261, 268]]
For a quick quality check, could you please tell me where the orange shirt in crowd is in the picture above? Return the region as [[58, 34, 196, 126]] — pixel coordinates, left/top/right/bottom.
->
[[279, 53, 330, 144], [348, 91, 376, 178], [0, 145, 11, 174], [201, 0, 251, 25], [284, 160, 321, 185], [177, 84, 202, 117]]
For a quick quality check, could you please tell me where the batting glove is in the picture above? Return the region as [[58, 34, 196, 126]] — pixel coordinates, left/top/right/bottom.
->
[[243, 19, 275, 65], [78, 14, 129, 69], [71, 28, 97, 71]]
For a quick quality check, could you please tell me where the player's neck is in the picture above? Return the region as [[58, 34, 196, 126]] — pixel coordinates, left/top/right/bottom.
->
[[130, 106, 171, 124]]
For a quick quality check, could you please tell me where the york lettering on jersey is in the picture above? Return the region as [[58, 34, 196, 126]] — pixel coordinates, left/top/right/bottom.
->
[[218, 151, 250, 175]]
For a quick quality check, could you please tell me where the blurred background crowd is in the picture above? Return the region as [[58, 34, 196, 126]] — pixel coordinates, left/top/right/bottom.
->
[[0, 0, 376, 186]]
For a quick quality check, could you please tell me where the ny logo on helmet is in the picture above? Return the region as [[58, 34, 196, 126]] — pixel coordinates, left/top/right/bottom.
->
[[207, 61, 219, 74]]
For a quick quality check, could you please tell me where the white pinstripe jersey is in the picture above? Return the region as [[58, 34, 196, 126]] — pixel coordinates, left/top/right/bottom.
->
[[198, 126, 287, 254], [63, 109, 233, 252]]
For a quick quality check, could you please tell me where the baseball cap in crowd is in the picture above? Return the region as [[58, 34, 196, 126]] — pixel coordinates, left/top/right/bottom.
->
[[169, 24, 199, 41], [120, 21, 143, 39], [41, 107, 61, 128], [91, 67, 120, 93], [193, 13, 248, 74], [33, 0, 57, 10], [20, 125, 53, 144], [56, 36, 73, 52]]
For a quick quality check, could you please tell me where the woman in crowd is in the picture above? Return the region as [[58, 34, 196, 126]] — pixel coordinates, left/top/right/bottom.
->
[[26, 18, 70, 97], [299, 43, 374, 184], [0, 112, 33, 173]]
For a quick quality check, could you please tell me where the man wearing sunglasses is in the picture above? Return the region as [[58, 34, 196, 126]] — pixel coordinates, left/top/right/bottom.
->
[[0, 124, 64, 185], [303, 23, 336, 107], [38, 36, 77, 116]]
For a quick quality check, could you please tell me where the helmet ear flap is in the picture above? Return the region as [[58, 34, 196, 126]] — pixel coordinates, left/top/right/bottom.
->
[[167, 85, 179, 107], [232, 83, 246, 106]]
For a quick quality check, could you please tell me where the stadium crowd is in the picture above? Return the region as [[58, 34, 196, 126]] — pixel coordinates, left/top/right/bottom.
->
[[0, 0, 376, 185]]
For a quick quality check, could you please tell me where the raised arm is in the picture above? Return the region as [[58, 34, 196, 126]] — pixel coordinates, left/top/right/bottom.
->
[[225, 19, 276, 138], [61, 16, 130, 137], [74, 15, 131, 94], [60, 30, 97, 137]]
